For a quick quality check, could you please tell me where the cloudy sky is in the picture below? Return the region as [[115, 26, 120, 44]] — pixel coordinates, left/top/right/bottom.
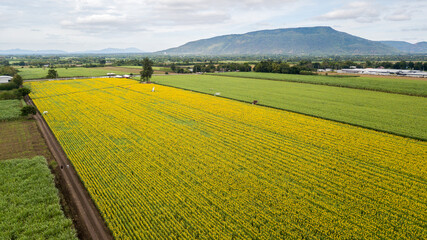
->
[[1, 0, 426, 52]]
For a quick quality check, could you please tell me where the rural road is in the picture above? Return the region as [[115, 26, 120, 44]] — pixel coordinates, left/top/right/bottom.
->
[[25, 96, 113, 240]]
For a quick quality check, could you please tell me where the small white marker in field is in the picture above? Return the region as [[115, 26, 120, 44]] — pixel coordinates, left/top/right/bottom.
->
[[152, 87, 155, 92], [43, 111, 48, 115], [214, 92, 221, 96]]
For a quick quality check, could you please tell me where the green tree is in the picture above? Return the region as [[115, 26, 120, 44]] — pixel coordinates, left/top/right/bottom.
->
[[170, 63, 176, 72], [414, 62, 423, 70], [12, 74, 23, 86], [140, 57, 154, 82], [0, 59, 10, 66], [18, 87, 31, 97], [0, 66, 17, 76], [46, 67, 58, 78]]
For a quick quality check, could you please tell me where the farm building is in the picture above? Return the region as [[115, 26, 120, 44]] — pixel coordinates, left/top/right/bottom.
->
[[338, 68, 427, 77], [0, 75, 12, 83]]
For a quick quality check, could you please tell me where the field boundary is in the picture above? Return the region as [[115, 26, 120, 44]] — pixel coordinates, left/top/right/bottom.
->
[[208, 73, 427, 97], [154, 82, 426, 141], [25, 96, 113, 240]]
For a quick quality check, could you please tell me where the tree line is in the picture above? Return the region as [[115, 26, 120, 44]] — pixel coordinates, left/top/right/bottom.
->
[[252, 60, 427, 74], [253, 60, 315, 74]]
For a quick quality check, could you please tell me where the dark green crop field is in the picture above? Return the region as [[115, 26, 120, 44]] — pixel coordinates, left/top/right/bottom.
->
[[153, 74, 427, 140], [0, 99, 22, 121], [0, 157, 77, 239]]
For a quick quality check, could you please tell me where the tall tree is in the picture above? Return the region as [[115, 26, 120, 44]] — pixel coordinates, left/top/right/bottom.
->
[[140, 58, 154, 83], [12, 74, 23, 86], [46, 67, 58, 79]]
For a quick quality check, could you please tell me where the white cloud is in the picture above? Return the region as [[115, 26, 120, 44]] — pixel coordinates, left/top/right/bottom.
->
[[384, 9, 412, 21], [315, 2, 380, 23], [54, 0, 298, 34], [1, 0, 425, 51]]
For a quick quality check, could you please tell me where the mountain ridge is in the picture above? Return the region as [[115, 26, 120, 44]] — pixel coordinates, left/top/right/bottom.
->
[[159, 26, 401, 55], [379, 41, 427, 53], [2, 27, 426, 55]]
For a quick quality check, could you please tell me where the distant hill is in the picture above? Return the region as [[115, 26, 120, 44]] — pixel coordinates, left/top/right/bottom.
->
[[77, 48, 145, 54], [379, 41, 427, 53], [0, 48, 145, 55], [159, 26, 400, 55], [0, 49, 67, 55]]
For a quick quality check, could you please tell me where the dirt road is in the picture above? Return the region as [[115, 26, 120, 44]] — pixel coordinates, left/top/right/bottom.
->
[[26, 96, 113, 240]]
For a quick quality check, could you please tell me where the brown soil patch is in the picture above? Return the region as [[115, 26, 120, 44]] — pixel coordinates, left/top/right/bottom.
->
[[0, 120, 53, 161]]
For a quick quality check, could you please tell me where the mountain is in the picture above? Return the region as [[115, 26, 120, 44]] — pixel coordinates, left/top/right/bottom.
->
[[379, 41, 427, 53], [159, 26, 400, 55], [0, 48, 145, 55]]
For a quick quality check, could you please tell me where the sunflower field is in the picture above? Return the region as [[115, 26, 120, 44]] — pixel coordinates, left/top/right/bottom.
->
[[28, 78, 426, 239]]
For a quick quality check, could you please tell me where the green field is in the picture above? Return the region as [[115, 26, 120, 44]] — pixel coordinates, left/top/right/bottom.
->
[[212, 72, 427, 96], [0, 99, 22, 121], [153, 74, 427, 140], [0, 157, 77, 240], [18, 67, 131, 80]]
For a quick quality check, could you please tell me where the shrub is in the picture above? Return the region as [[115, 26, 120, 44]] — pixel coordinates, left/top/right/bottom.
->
[[0, 89, 20, 100], [0, 82, 18, 91], [17, 87, 31, 97], [21, 105, 37, 116]]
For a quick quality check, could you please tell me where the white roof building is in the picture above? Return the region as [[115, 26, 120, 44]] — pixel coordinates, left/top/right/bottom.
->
[[338, 68, 427, 77], [0, 75, 12, 84]]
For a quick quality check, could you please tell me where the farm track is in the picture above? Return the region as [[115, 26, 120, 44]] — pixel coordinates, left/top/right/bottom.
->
[[25, 96, 113, 240]]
